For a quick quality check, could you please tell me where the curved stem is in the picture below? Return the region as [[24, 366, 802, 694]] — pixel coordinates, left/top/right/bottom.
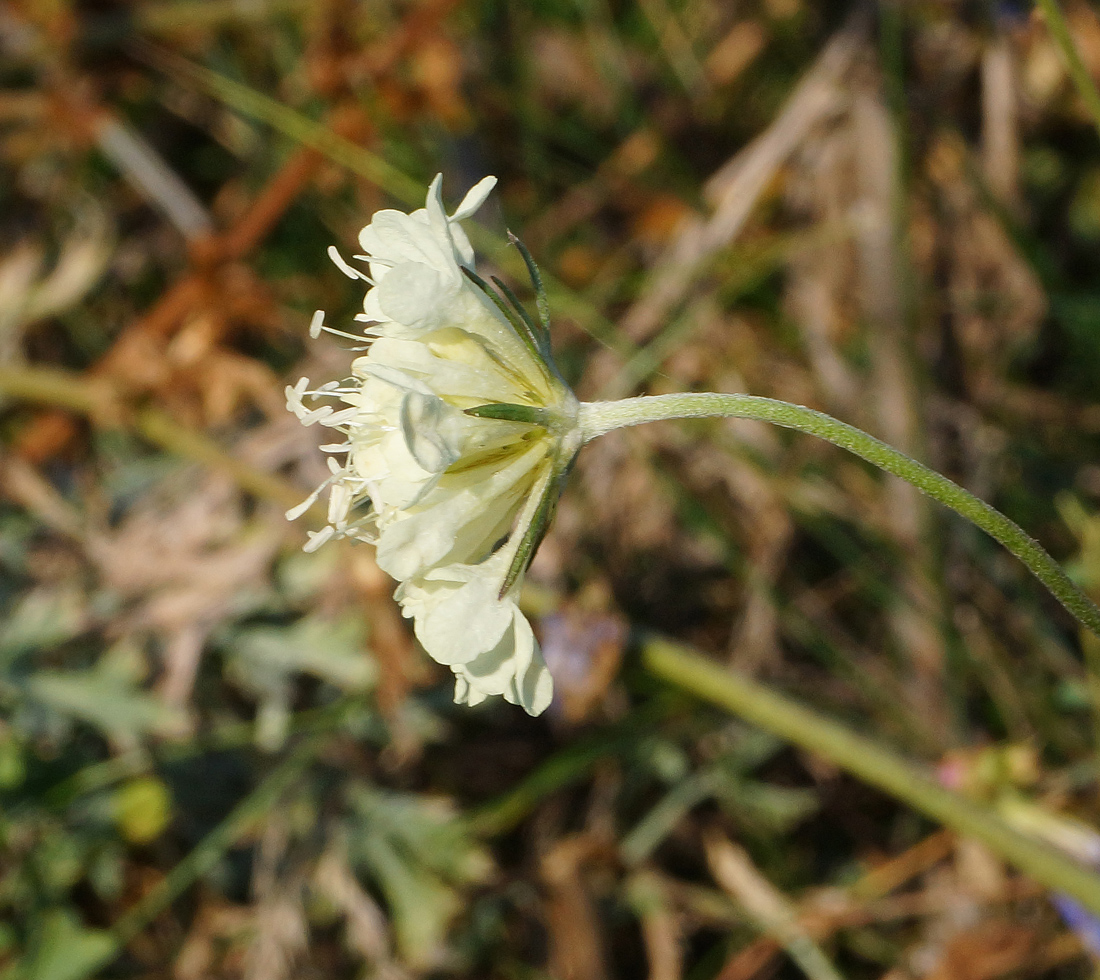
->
[[580, 393, 1100, 638]]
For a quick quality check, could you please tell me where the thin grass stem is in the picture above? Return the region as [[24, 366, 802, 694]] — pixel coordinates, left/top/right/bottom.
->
[[643, 637, 1100, 914], [1033, 0, 1100, 141]]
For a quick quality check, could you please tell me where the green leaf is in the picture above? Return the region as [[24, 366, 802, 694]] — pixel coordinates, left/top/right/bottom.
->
[[26, 666, 185, 742], [226, 614, 376, 749], [491, 274, 548, 357], [229, 614, 376, 692], [344, 785, 492, 968], [714, 778, 820, 834], [24, 911, 115, 980], [357, 832, 459, 966], [0, 588, 86, 669]]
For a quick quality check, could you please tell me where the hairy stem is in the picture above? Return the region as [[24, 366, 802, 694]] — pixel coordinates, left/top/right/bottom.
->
[[580, 393, 1100, 638]]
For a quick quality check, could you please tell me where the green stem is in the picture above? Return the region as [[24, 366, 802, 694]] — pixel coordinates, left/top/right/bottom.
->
[[643, 637, 1100, 914], [43, 697, 359, 809], [0, 364, 119, 419], [134, 407, 306, 513], [467, 703, 667, 837], [153, 55, 423, 205], [580, 393, 1100, 639], [156, 59, 628, 355], [1033, 0, 1100, 141], [0, 364, 325, 526], [138, 0, 312, 32], [64, 736, 322, 980]]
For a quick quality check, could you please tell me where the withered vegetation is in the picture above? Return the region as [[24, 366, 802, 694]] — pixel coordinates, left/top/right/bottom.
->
[[3, 1, 1100, 978]]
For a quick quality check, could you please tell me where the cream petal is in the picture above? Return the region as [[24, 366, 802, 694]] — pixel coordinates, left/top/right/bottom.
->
[[288, 173, 579, 716], [451, 176, 497, 222], [450, 610, 554, 716], [368, 210, 457, 278], [449, 222, 475, 269], [376, 510, 455, 577], [507, 618, 554, 715], [353, 360, 434, 396], [424, 173, 451, 240], [374, 482, 516, 578], [373, 443, 547, 579], [517, 660, 554, 716], [361, 285, 385, 322], [405, 568, 513, 666], [367, 334, 525, 406], [358, 209, 428, 261], [399, 391, 461, 473], [377, 262, 451, 327], [453, 639, 512, 695], [453, 673, 488, 707]]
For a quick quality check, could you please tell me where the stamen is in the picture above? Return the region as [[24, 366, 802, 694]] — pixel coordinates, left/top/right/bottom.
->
[[321, 407, 359, 426], [327, 246, 369, 281], [354, 253, 393, 270], [304, 526, 336, 552], [298, 406, 335, 426], [321, 326, 371, 343], [285, 478, 329, 520], [328, 482, 352, 525]]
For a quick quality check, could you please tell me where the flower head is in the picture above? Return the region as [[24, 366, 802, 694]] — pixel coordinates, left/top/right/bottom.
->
[[287, 175, 580, 715]]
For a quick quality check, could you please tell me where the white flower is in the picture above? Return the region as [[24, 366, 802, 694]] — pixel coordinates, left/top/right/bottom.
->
[[287, 175, 580, 715], [397, 547, 551, 712]]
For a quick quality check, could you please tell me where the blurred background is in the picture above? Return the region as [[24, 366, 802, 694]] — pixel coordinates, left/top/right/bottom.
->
[[4, 0, 1100, 977]]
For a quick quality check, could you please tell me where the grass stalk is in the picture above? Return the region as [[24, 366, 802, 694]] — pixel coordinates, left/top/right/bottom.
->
[[1033, 0, 1100, 140], [0, 364, 324, 525], [643, 637, 1100, 914], [41, 736, 323, 980]]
